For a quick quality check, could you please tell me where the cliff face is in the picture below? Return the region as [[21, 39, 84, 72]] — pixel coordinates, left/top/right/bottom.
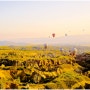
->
[[76, 53, 90, 72]]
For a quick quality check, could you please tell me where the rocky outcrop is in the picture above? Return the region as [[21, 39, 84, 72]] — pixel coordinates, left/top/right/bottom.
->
[[76, 53, 90, 77], [76, 53, 90, 71]]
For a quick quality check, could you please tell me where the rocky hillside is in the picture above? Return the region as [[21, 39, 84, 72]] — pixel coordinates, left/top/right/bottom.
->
[[0, 47, 90, 89]]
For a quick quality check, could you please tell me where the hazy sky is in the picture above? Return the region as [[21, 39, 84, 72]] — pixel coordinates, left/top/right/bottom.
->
[[0, 1, 90, 40]]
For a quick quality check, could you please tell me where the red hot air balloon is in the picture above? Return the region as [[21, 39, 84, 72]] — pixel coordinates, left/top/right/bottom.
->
[[52, 33, 55, 38]]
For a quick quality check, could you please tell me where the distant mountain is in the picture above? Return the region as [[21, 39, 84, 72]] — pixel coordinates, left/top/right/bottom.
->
[[0, 35, 90, 46], [0, 41, 15, 46], [0, 41, 26, 46]]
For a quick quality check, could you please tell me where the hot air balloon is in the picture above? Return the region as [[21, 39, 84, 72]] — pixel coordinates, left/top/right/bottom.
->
[[44, 43, 47, 49], [82, 29, 85, 32], [65, 33, 67, 36], [52, 33, 55, 38]]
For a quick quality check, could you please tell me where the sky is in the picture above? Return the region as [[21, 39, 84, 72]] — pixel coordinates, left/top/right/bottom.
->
[[0, 1, 90, 40]]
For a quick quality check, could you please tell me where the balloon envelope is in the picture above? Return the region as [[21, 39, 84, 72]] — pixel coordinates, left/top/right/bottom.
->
[[52, 33, 55, 38], [65, 34, 67, 36]]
